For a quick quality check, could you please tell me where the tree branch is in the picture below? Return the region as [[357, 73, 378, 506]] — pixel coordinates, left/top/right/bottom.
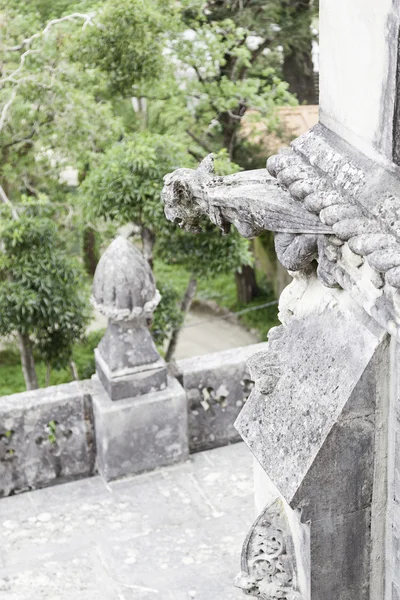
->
[[0, 87, 17, 133], [192, 65, 205, 85], [0, 184, 19, 220], [186, 129, 212, 153], [22, 176, 38, 197], [2, 115, 54, 149], [1, 13, 95, 93], [1, 50, 40, 87], [5, 12, 95, 52], [188, 148, 203, 161]]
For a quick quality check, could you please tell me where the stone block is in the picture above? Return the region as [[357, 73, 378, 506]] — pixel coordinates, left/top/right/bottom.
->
[[292, 342, 386, 521], [0, 382, 95, 497], [92, 376, 188, 480], [394, 582, 400, 600], [95, 349, 167, 401], [394, 427, 400, 505], [310, 509, 371, 600], [177, 343, 268, 453], [392, 509, 400, 588], [236, 288, 385, 503]]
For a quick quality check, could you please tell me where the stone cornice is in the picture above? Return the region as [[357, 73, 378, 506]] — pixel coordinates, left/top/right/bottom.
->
[[268, 128, 400, 291]]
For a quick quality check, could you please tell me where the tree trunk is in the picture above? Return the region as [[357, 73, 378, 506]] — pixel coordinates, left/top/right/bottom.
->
[[282, 0, 316, 105], [282, 49, 317, 104], [17, 332, 39, 391], [70, 361, 79, 381], [221, 113, 239, 161], [235, 265, 258, 304], [141, 226, 156, 270], [45, 363, 51, 387], [82, 226, 99, 277], [165, 276, 197, 362]]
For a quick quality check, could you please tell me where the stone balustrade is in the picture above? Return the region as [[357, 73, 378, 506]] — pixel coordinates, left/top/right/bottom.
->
[[0, 343, 265, 496]]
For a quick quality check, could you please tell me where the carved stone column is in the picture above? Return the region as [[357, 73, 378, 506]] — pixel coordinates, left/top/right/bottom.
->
[[91, 236, 167, 400]]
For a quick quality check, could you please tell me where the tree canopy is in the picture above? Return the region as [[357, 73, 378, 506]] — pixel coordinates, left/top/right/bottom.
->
[[0, 0, 318, 385]]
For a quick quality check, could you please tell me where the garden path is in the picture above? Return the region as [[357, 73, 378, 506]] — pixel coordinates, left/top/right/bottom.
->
[[89, 308, 259, 359]]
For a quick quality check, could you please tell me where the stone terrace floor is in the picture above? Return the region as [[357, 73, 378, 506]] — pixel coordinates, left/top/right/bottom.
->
[[0, 443, 254, 600]]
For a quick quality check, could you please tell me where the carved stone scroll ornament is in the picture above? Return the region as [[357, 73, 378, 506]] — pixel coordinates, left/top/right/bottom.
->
[[234, 497, 302, 600]]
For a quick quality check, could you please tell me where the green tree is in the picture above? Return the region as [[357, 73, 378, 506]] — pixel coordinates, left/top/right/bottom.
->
[[81, 132, 252, 360], [150, 282, 184, 348], [280, 0, 318, 104], [81, 132, 191, 267], [0, 207, 89, 390], [0, 4, 118, 388], [74, 0, 318, 304], [0, 5, 122, 251], [157, 218, 252, 361], [73, 0, 171, 98]]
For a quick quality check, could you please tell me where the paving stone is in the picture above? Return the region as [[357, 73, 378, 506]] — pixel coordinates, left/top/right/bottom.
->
[[0, 443, 254, 599]]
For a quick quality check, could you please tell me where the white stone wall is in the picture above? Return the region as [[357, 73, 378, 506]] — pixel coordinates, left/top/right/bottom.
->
[[319, 0, 396, 163]]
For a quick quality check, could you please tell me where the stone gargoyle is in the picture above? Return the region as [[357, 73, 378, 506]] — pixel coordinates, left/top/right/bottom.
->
[[162, 154, 332, 274], [162, 144, 400, 298]]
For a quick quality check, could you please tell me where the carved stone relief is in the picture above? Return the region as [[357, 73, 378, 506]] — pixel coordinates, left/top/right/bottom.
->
[[234, 497, 303, 600]]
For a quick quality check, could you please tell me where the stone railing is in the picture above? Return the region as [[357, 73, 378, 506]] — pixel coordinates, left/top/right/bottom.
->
[[0, 342, 265, 497], [0, 235, 266, 497]]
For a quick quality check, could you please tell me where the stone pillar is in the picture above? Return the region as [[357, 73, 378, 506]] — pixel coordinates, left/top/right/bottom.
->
[[90, 236, 188, 480], [235, 272, 389, 599], [161, 2, 400, 597]]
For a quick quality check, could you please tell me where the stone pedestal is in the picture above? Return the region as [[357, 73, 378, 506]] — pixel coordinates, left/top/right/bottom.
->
[[90, 236, 188, 481], [95, 349, 167, 402], [92, 376, 188, 481]]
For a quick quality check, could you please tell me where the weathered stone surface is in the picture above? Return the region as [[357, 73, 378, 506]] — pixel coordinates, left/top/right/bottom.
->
[[292, 340, 388, 521], [177, 343, 268, 453], [162, 156, 332, 240], [97, 320, 161, 372], [91, 237, 166, 400], [293, 338, 390, 600], [162, 125, 400, 341], [0, 382, 95, 497], [0, 443, 253, 600], [384, 341, 400, 599], [92, 376, 188, 481], [233, 277, 390, 600], [95, 349, 167, 401], [310, 508, 371, 600], [235, 275, 385, 503], [234, 496, 308, 600], [91, 236, 160, 321]]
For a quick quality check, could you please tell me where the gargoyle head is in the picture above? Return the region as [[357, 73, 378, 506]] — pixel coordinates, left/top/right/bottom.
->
[[162, 154, 215, 233]]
